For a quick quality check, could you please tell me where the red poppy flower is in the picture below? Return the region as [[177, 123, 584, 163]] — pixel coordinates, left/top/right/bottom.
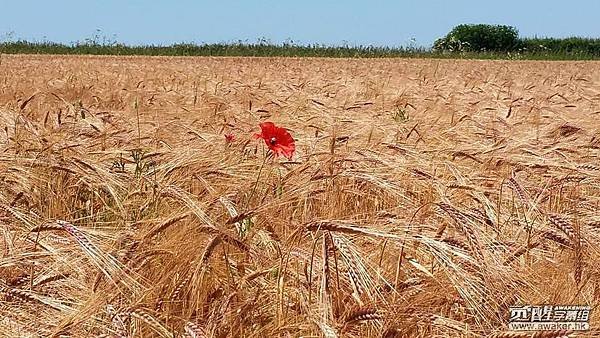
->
[[254, 122, 295, 159], [224, 133, 235, 143]]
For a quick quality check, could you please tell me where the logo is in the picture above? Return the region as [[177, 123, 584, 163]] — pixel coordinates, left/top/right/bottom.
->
[[508, 305, 590, 331]]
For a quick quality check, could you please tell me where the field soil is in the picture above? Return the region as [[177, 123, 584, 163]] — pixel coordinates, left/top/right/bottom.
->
[[1, 55, 600, 337]]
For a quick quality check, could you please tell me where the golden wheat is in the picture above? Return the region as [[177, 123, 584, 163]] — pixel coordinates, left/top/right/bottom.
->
[[0, 55, 599, 337]]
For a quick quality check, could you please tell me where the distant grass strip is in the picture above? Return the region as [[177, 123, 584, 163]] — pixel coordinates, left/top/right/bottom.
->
[[1, 40, 599, 60]]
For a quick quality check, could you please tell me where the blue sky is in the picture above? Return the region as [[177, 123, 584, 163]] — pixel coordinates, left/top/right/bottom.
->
[[1, 1, 598, 47]]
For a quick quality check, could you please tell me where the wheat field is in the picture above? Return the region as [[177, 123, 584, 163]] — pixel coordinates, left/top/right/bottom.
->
[[1, 55, 600, 337]]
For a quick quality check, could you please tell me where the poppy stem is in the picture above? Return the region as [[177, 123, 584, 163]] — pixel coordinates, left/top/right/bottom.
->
[[246, 150, 269, 209]]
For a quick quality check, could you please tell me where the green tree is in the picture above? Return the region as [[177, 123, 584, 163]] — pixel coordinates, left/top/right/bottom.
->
[[434, 24, 520, 52]]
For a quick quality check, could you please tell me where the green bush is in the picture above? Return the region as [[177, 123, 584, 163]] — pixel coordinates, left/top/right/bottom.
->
[[521, 37, 600, 56], [434, 24, 520, 52]]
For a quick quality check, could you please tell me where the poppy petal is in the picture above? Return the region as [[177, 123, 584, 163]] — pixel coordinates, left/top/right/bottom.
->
[[255, 121, 295, 159]]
